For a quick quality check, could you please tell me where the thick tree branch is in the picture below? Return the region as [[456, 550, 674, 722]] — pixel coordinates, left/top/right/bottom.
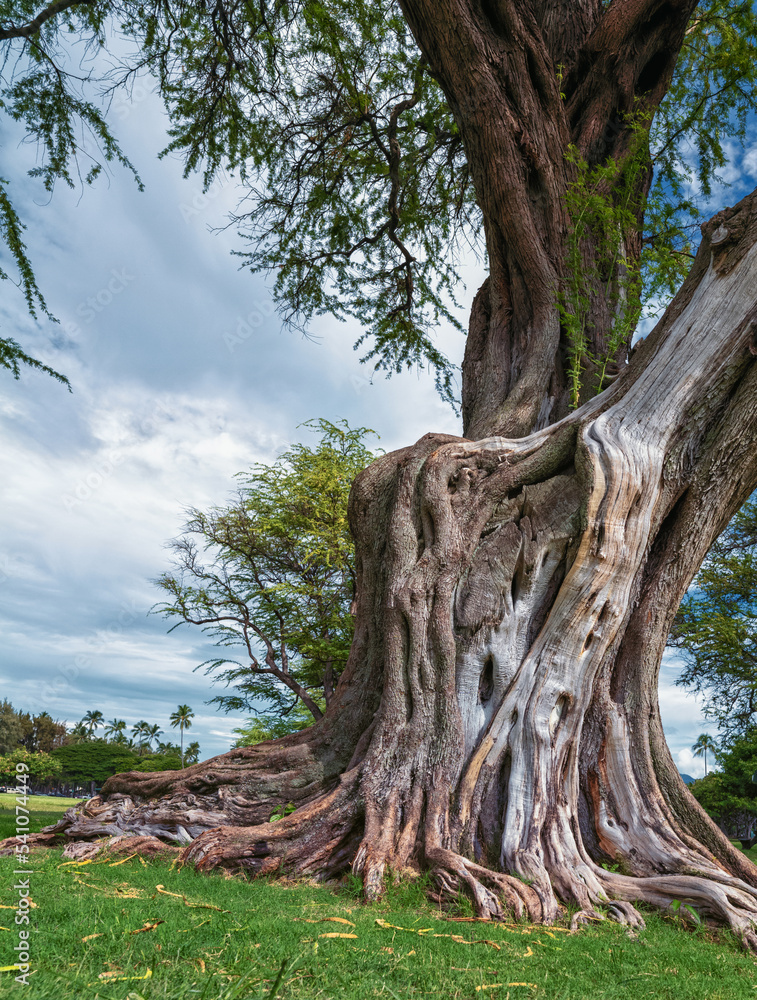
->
[[0, 0, 92, 40], [565, 0, 699, 163]]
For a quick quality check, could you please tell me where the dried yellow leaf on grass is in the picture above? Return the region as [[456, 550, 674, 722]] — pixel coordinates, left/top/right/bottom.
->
[[376, 919, 434, 934], [0, 965, 23, 972], [196, 959, 206, 973], [296, 916, 356, 927], [319, 932, 358, 939], [130, 921, 164, 935], [475, 984, 538, 992], [155, 885, 227, 912], [522, 947, 534, 958], [108, 854, 138, 867], [93, 969, 153, 984], [375, 919, 499, 949], [82, 933, 104, 942]]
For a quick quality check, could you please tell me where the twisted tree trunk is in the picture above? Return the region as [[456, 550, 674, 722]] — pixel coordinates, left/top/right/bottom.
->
[[30, 0, 757, 946], [45, 194, 757, 940]]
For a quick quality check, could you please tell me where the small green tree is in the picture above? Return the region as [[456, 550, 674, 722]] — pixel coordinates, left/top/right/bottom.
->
[[0, 748, 62, 784], [692, 733, 718, 776], [19, 711, 67, 752], [670, 495, 757, 738], [169, 706, 195, 768], [104, 719, 127, 741], [689, 730, 757, 840], [232, 703, 317, 748], [0, 700, 22, 755], [156, 419, 377, 734], [67, 721, 89, 744], [81, 710, 104, 738]]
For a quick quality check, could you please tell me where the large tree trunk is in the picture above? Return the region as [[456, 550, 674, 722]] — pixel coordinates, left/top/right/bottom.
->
[[32, 0, 757, 946], [45, 194, 757, 939]]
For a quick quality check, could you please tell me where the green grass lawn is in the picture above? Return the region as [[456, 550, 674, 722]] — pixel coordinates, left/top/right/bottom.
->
[[1, 848, 756, 999], [0, 792, 81, 841], [732, 842, 757, 867], [1, 798, 756, 998]]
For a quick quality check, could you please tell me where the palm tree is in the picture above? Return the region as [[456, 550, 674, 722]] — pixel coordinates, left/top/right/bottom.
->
[[104, 718, 127, 741], [81, 710, 104, 737], [131, 720, 153, 755], [184, 741, 201, 765], [170, 705, 195, 768], [68, 721, 88, 744], [692, 733, 718, 776], [146, 723, 163, 749]]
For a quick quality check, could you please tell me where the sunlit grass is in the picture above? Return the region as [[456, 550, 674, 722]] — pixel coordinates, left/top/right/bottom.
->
[[1, 799, 756, 998], [1, 847, 756, 999], [0, 792, 80, 841]]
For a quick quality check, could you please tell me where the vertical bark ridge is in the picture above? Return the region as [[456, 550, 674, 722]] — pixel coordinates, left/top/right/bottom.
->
[[400, 0, 706, 442]]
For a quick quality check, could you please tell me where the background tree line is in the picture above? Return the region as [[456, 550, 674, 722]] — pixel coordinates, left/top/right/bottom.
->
[[0, 700, 199, 793], [669, 493, 757, 837]]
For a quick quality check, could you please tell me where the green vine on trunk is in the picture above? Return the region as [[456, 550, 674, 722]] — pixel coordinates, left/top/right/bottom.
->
[[558, 111, 650, 408]]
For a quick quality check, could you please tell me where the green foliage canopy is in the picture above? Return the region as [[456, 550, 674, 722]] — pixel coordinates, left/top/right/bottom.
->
[[688, 730, 757, 837], [0, 700, 23, 755], [2, 1, 757, 398], [155, 419, 376, 728], [52, 740, 140, 783], [670, 495, 757, 739], [0, 747, 62, 782]]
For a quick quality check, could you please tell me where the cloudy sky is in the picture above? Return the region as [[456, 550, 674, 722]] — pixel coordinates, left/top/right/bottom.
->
[[1, 71, 753, 776]]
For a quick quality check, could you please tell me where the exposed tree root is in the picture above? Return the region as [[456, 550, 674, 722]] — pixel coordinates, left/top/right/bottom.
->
[[601, 870, 757, 951], [181, 768, 363, 881]]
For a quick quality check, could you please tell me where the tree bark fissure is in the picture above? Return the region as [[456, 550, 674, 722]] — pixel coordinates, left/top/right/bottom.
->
[[399, 0, 700, 439]]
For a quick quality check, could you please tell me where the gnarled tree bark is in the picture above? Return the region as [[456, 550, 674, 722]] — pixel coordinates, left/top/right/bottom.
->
[[27, 0, 757, 946]]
